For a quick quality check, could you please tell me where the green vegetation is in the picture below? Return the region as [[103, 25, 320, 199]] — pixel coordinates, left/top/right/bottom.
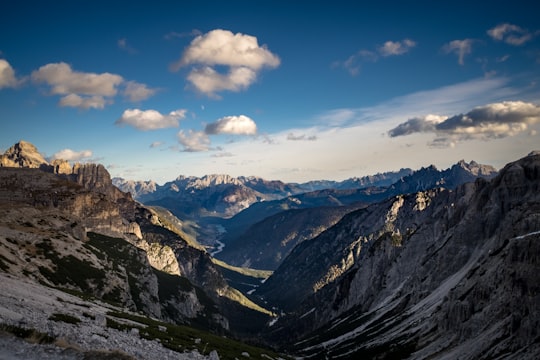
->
[[0, 323, 55, 344], [106, 311, 288, 360], [49, 312, 81, 324], [212, 258, 273, 279], [148, 206, 205, 250], [86, 232, 148, 308]]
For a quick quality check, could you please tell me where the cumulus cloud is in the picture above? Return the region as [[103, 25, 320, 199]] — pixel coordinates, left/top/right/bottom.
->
[[378, 39, 416, 57], [32, 62, 123, 96], [187, 66, 256, 96], [287, 133, 317, 141], [31, 62, 156, 109], [0, 59, 21, 89], [170, 29, 280, 96], [388, 101, 540, 147], [205, 115, 257, 135], [52, 148, 93, 161], [487, 23, 534, 46], [116, 109, 186, 131], [123, 81, 157, 102], [177, 129, 211, 152], [442, 39, 474, 65]]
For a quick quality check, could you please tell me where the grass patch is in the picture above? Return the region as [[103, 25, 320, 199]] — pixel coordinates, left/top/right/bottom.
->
[[106, 311, 288, 360], [212, 258, 273, 279], [0, 323, 55, 344], [49, 313, 81, 324]]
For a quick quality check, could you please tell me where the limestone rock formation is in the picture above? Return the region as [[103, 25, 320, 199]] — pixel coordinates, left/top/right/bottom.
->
[[0, 140, 48, 168], [260, 152, 540, 359]]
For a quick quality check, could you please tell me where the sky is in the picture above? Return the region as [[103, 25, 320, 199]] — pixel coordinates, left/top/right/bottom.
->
[[1, 0, 540, 183]]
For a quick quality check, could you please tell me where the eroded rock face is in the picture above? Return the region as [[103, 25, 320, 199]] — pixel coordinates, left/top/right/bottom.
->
[[262, 153, 540, 359], [0, 140, 48, 168]]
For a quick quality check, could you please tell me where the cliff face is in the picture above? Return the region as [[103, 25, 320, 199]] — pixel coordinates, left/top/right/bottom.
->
[[0, 140, 48, 168], [0, 166, 227, 330], [261, 153, 540, 359]]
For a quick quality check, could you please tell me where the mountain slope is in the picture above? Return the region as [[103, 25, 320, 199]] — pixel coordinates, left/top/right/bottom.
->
[[0, 141, 276, 338], [217, 160, 497, 272], [217, 205, 362, 270], [258, 152, 540, 359]]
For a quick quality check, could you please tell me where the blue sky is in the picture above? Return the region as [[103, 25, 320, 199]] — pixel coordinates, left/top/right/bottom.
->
[[1, 0, 540, 183]]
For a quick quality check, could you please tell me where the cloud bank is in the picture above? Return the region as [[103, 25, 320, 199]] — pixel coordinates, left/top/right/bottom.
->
[[388, 101, 540, 147], [171, 29, 280, 97], [116, 109, 186, 131]]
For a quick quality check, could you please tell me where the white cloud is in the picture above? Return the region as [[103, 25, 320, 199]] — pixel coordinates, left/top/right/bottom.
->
[[59, 94, 108, 109], [52, 148, 93, 161], [205, 115, 257, 135], [442, 39, 474, 65], [123, 81, 157, 102], [186, 66, 256, 97], [170, 29, 280, 96], [378, 39, 416, 57], [31, 62, 156, 109], [0, 59, 20, 89], [177, 129, 211, 152], [487, 23, 534, 46], [116, 109, 186, 131], [388, 101, 540, 147], [32, 62, 123, 96]]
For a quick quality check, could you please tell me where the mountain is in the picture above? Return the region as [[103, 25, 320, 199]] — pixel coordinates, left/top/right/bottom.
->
[[217, 205, 362, 270], [0, 140, 48, 168], [113, 170, 415, 222], [0, 141, 275, 339], [215, 160, 498, 272], [295, 167, 413, 192], [255, 152, 540, 359]]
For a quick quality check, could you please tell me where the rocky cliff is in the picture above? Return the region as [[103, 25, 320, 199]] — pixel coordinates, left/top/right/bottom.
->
[[259, 152, 539, 359], [0, 140, 48, 168], [0, 141, 276, 337]]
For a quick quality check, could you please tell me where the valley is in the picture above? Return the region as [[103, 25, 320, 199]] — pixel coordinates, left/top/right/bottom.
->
[[1, 141, 538, 359]]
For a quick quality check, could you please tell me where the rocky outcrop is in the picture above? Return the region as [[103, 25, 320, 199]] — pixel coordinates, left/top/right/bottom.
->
[[261, 152, 539, 359], [0, 140, 48, 168]]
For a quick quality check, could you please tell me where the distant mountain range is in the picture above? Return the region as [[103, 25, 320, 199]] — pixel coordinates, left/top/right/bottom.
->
[[112, 168, 414, 219]]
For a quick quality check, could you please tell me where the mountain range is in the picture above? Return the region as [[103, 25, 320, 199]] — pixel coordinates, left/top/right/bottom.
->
[[0, 140, 538, 359]]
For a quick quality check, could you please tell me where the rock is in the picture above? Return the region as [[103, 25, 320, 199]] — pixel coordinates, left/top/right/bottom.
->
[[51, 159, 72, 175], [0, 140, 48, 168]]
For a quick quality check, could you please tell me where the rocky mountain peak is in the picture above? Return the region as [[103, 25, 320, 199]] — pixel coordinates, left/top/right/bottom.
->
[[0, 140, 48, 168]]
